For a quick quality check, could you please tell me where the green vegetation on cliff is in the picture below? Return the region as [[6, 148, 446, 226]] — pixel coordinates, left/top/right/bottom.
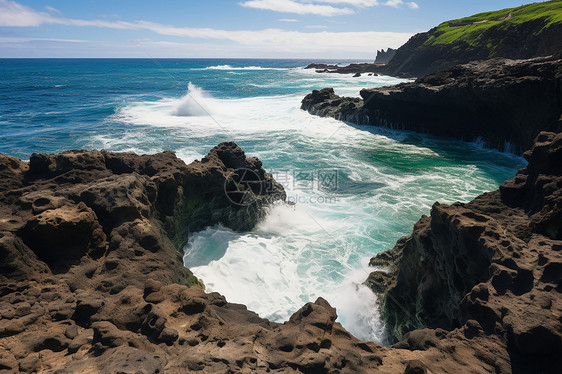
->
[[425, 0, 562, 48]]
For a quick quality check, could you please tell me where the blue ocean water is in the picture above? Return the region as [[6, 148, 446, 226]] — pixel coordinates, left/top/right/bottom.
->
[[0, 58, 526, 342]]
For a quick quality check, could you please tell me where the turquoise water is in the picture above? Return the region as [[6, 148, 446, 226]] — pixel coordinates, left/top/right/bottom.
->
[[0, 58, 526, 342]]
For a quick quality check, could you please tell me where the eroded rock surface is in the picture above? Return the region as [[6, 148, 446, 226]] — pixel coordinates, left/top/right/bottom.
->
[[1, 143, 428, 374], [367, 132, 562, 373], [1, 137, 561, 373]]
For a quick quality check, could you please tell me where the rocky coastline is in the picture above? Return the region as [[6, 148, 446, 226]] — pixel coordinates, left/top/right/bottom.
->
[[381, 6, 562, 78], [1, 137, 561, 371], [302, 54, 562, 154], [0, 142, 469, 373], [304, 2, 562, 79], [367, 131, 562, 373]]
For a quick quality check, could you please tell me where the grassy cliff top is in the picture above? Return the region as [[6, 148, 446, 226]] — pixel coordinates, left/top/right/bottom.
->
[[424, 0, 562, 46]]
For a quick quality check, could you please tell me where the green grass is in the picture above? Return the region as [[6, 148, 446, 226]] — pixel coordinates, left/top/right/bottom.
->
[[424, 0, 562, 46]]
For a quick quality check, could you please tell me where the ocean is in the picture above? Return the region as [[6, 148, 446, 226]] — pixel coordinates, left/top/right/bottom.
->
[[0, 58, 526, 342]]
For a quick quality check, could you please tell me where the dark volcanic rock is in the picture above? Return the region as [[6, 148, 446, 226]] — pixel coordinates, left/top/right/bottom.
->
[[367, 132, 562, 373], [304, 63, 339, 71], [302, 55, 562, 154], [1, 143, 415, 373], [300, 88, 366, 124], [305, 62, 383, 75], [375, 48, 397, 64], [2, 137, 561, 373]]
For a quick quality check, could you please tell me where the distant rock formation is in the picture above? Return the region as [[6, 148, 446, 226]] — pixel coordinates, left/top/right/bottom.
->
[[303, 63, 339, 71], [379, 2, 562, 77], [302, 54, 562, 154], [374, 48, 396, 64], [304, 62, 380, 75], [367, 131, 562, 373]]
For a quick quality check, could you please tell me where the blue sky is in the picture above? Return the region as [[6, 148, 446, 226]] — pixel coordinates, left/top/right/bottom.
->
[[0, 0, 545, 58]]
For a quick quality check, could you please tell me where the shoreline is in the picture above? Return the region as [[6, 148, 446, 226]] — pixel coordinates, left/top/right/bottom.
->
[[302, 54, 562, 155], [1, 52, 560, 374], [1, 130, 560, 372]]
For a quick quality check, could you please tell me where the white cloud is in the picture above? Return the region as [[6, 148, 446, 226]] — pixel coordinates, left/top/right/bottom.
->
[[44, 5, 61, 14], [0, 0, 55, 26], [254, 0, 420, 12], [240, 0, 353, 16], [302, 0, 381, 6], [0, 36, 87, 43], [0, 0, 415, 57], [278, 18, 298, 21], [306, 25, 328, 29], [381, 0, 403, 8]]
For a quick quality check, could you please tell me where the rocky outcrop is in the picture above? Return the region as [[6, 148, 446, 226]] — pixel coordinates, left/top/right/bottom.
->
[[375, 48, 397, 65], [304, 63, 382, 75], [2, 143, 498, 373], [1, 136, 561, 373], [367, 131, 562, 373], [302, 55, 562, 154], [381, 4, 562, 77], [301, 87, 366, 124]]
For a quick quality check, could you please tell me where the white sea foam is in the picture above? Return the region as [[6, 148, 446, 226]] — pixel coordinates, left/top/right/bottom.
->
[[184, 203, 388, 341], [171, 82, 218, 117], [105, 74, 524, 344]]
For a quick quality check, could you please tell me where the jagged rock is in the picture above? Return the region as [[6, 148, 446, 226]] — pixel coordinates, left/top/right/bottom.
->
[[22, 203, 106, 273], [301, 88, 366, 124], [368, 132, 562, 373], [1, 137, 560, 373], [303, 55, 562, 154], [375, 48, 397, 64]]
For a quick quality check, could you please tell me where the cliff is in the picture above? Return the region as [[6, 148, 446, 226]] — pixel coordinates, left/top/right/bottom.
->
[[302, 54, 562, 154], [382, 0, 562, 77], [366, 131, 562, 373]]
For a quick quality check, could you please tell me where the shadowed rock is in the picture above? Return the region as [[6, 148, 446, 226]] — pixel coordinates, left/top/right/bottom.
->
[[367, 132, 562, 373], [302, 55, 562, 154]]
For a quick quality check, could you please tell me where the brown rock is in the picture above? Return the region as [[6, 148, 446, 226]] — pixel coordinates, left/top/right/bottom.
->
[[368, 132, 562, 373]]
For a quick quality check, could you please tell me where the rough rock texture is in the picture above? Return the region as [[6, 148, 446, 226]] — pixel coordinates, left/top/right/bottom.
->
[[301, 88, 366, 124], [367, 132, 562, 373], [2, 138, 561, 373], [2, 143, 488, 374], [302, 55, 562, 154], [382, 12, 562, 77]]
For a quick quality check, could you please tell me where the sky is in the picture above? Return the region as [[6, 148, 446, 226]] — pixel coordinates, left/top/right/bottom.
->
[[0, 0, 546, 59]]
